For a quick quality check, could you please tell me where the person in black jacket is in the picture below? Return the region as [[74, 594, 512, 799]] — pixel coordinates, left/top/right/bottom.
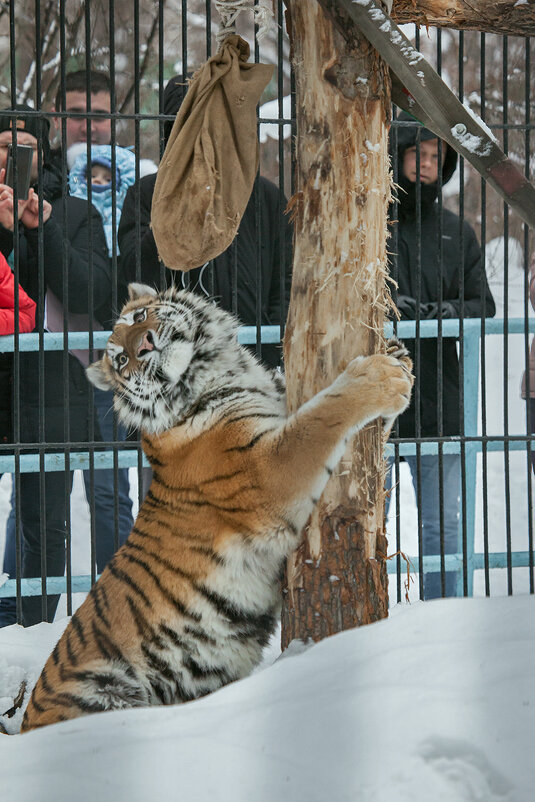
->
[[0, 105, 111, 627], [117, 75, 293, 371], [388, 111, 496, 599], [51, 69, 135, 578]]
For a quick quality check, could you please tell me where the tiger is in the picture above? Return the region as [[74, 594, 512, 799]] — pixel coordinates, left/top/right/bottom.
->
[[21, 283, 413, 732]]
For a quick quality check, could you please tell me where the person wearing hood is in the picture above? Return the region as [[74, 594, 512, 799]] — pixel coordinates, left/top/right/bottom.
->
[[117, 74, 293, 371], [0, 104, 111, 627], [68, 143, 137, 256], [387, 110, 496, 600]]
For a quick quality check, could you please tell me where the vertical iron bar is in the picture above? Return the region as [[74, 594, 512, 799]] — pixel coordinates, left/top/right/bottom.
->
[[84, 2, 97, 586], [502, 36, 513, 595], [109, 0, 121, 559], [524, 36, 534, 594], [480, 32, 490, 597], [458, 30, 468, 596], [414, 26, 423, 599], [8, 0, 23, 622], [436, 28, 445, 595], [57, 0, 73, 615], [254, 2, 262, 365], [278, 0, 286, 353]]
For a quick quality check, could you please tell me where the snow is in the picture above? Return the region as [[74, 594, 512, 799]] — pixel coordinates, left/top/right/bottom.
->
[[0, 595, 533, 800], [450, 124, 492, 158], [258, 95, 291, 144], [462, 103, 499, 145], [365, 139, 381, 153]]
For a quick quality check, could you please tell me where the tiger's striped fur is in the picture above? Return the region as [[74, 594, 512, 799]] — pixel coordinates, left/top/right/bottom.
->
[[21, 283, 413, 732]]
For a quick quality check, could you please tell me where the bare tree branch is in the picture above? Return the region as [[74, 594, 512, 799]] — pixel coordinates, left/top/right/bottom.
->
[[392, 0, 535, 37], [119, 5, 165, 114]]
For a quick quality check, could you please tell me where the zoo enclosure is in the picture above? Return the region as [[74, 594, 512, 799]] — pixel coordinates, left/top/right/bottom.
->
[[0, 2, 533, 612]]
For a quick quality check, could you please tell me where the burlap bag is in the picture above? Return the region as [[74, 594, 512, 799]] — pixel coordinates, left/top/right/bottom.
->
[[151, 35, 273, 271]]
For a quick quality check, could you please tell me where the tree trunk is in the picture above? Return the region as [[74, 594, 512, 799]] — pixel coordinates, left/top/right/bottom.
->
[[281, 0, 392, 649], [392, 0, 535, 37]]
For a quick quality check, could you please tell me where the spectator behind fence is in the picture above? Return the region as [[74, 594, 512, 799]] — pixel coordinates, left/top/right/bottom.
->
[[51, 69, 112, 157], [0, 249, 36, 445], [67, 143, 137, 257], [51, 70, 135, 572], [386, 110, 496, 600], [521, 253, 535, 474], [118, 74, 293, 371], [0, 104, 111, 627]]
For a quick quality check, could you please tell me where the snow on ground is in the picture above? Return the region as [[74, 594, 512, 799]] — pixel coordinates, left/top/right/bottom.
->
[[0, 595, 533, 801]]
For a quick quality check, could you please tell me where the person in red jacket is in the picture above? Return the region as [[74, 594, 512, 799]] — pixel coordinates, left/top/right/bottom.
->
[[0, 247, 36, 449], [0, 249, 36, 336]]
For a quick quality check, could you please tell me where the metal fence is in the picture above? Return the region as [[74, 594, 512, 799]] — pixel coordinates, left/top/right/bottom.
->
[[0, 3, 533, 622], [387, 27, 534, 602]]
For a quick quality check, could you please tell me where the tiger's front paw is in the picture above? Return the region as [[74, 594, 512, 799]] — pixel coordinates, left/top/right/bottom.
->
[[344, 342, 413, 420], [385, 337, 413, 377]]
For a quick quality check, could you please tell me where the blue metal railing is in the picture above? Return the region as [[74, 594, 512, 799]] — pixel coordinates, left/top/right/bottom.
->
[[385, 317, 535, 595], [0, 318, 533, 599]]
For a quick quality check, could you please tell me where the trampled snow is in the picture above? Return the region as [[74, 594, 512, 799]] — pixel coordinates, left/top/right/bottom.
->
[[0, 595, 533, 801]]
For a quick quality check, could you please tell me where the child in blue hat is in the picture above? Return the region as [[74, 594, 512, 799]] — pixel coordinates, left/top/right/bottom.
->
[[68, 144, 137, 255]]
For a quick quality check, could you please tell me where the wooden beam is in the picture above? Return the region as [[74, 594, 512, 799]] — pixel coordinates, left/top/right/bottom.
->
[[392, 0, 535, 37]]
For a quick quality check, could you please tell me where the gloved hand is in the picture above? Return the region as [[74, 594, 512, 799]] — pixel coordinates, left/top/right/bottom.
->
[[396, 295, 417, 320], [421, 301, 457, 319]]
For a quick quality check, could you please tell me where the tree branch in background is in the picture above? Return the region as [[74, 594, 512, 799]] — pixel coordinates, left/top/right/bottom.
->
[[392, 0, 535, 37], [119, 6, 163, 115]]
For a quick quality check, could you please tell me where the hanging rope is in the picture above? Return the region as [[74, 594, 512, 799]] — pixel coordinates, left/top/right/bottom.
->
[[215, 0, 274, 46]]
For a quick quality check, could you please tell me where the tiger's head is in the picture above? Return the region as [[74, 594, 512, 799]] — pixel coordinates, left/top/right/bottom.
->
[[87, 283, 239, 435]]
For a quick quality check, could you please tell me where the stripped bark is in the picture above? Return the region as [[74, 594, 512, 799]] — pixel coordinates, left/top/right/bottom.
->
[[281, 0, 392, 648], [392, 0, 535, 37]]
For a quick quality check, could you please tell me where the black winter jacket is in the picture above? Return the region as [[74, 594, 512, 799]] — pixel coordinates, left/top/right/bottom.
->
[[118, 174, 293, 368], [389, 114, 496, 438], [0, 165, 111, 445]]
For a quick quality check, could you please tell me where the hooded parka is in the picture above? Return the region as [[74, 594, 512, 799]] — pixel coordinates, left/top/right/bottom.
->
[[117, 75, 293, 370], [389, 112, 496, 438]]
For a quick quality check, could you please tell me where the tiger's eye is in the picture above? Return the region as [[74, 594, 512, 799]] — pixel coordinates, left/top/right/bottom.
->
[[133, 309, 147, 324], [117, 353, 129, 368]]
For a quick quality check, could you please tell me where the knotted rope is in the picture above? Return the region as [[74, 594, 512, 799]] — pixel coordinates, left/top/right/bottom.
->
[[215, 0, 274, 46]]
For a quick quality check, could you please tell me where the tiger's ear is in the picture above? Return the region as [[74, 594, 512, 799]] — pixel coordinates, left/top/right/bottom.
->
[[86, 358, 114, 391], [128, 283, 158, 301]]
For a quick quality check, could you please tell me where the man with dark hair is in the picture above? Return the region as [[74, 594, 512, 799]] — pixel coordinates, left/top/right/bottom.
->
[[387, 110, 496, 599], [51, 68, 134, 571], [53, 69, 112, 151]]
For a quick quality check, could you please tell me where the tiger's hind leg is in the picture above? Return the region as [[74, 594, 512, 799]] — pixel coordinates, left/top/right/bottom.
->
[[21, 662, 148, 732]]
